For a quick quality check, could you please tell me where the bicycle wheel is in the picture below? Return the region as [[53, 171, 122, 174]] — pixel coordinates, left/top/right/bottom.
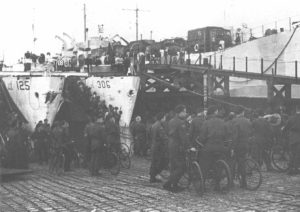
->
[[71, 152, 80, 169], [271, 144, 290, 172], [243, 158, 262, 191], [55, 152, 65, 175], [214, 159, 232, 192], [190, 161, 204, 196], [120, 146, 131, 169], [179, 172, 191, 188], [178, 159, 191, 188], [107, 152, 120, 175]]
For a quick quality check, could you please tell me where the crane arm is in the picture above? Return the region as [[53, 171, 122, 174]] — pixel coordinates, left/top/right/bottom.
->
[[111, 34, 129, 45], [55, 35, 68, 50], [63, 33, 77, 49]]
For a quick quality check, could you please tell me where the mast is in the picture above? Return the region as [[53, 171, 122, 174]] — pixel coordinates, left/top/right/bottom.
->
[[122, 6, 150, 41], [136, 6, 138, 41], [84, 4, 87, 42], [32, 7, 36, 53]]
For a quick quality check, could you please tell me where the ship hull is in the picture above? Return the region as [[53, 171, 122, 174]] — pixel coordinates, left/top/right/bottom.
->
[[85, 76, 140, 127], [189, 29, 300, 98], [2, 76, 64, 131], [86, 76, 140, 147]]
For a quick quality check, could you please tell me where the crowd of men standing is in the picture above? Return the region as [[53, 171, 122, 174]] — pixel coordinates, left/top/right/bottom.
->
[[1, 99, 299, 191], [0, 115, 29, 169], [147, 104, 300, 193]]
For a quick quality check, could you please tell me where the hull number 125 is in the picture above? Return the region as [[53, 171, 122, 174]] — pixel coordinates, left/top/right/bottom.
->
[[16, 80, 30, 90]]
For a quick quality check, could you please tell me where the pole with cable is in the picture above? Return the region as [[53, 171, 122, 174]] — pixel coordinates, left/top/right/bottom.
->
[[122, 6, 150, 41]]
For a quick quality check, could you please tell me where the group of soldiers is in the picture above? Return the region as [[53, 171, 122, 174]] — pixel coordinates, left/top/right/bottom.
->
[[1, 116, 29, 169], [84, 92, 123, 176], [31, 119, 73, 172], [84, 113, 121, 176], [148, 104, 300, 193]]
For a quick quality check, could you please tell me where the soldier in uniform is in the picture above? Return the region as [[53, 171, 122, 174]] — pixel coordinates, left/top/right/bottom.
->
[[51, 121, 65, 167], [6, 120, 19, 168], [163, 105, 188, 193], [32, 121, 47, 165], [87, 117, 106, 176], [149, 112, 169, 183], [83, 117, 94, 167], [43, 119, 51, 164], [231, 107, 253, 188], [61, 120, 71, 172], [199, 105, 229, 191], [16, 121, 29, 169], [252, 109, 273, 170], [283, 105, 300, 175], [189, 108, 206, 147], [105, 115, 121, 154], [130, 116, 147, 156]]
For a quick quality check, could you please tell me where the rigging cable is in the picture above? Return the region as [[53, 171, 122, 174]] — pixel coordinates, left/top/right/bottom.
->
[[262, 26, 299, 74], [142, 72, 252, 111]]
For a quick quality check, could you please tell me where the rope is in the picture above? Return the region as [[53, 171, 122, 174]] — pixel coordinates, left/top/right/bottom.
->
[[216, 26, 299, 84], [142, 72, 252, 111], [263, 26, 299, 74]]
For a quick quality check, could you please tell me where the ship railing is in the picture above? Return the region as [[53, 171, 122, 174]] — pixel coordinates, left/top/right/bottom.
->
[[147, 51, 299, 80], [203, 54, 299, 79]]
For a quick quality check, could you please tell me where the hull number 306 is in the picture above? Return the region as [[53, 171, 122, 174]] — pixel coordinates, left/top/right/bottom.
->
[[97, 80, 110, 88]]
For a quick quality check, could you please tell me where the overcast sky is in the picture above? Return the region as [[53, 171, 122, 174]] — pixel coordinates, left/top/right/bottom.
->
[[1, 0, 300, 64]]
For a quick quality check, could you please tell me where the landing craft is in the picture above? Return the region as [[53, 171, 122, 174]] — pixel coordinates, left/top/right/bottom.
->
[[0, 34, 140, 133], [0, 70, 88, 131]]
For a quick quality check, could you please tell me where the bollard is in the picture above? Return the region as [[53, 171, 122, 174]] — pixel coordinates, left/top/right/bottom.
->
[[233, 57, 235, 72]]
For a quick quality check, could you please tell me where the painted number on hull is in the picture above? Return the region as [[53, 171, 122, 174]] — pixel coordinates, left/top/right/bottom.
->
[[16, 80, 30, 90], [97, 80, 110, 88]]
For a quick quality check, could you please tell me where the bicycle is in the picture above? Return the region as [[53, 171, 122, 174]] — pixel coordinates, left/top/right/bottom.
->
[[182, 146, 205, 196], [102, 144, 121, 175], [26, 137, 35, 163], [48, 145, 65, 175], [230, 140, 263, 191], [119, 144, 131, 169], [48, 139, 78, 175], [68, 141, 84, 169], [270, 134, 290, 172], [196, 139, 232, 193], [159, 146, 204, 196], [231, 153, 263, 191]]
